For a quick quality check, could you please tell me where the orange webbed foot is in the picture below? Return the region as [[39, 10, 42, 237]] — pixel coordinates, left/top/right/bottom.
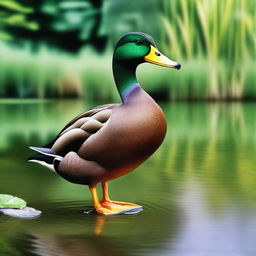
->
[[101, 199, 142, 209], [89, 184, 143, 216], [95, 202, 142, 215]]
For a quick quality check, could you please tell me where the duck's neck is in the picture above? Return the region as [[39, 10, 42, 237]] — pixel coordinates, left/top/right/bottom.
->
[[113, 62, 141, 103]]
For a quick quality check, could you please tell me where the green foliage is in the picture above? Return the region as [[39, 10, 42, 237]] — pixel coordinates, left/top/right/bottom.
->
[[0, 0, 32, 13], [0, 0, 38, 40], [0, 194, 26, 209], [1, 0, 107, 53]]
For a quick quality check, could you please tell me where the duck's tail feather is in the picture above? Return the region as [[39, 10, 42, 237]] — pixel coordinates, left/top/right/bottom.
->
[[28, 147, 63, 172], [29, 146, 59, 157]]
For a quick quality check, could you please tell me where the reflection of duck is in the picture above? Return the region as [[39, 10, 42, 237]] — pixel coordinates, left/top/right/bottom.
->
[[31, 233, 117, 256], [29, 32, 181, 215]]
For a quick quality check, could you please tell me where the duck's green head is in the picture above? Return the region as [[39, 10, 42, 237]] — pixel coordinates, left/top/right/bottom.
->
[[113, 32, 181, 101], [113, 32, 181, 69]]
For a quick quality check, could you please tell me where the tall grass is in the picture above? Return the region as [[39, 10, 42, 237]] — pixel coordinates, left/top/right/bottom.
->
[[0, 42, 118, 101], [161, 0, 256, 100]]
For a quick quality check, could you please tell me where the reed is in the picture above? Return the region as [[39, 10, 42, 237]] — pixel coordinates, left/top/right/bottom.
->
[[161, 0, 256, 100]]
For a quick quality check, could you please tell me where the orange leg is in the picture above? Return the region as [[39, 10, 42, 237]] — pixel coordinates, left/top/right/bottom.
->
[[89, 185, 141, 215], [100, 182, 142, 210]]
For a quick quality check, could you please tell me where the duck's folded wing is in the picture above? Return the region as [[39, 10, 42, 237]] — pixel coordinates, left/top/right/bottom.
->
[[46, 104, 119, 156]]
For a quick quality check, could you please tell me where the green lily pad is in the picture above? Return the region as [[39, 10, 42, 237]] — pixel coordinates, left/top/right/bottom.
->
[[0, 194, 27, 209]]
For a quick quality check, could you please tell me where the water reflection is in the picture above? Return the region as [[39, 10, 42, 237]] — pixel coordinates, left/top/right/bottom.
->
[[0, 199, 179, 256], [1, 101, 256, 255]]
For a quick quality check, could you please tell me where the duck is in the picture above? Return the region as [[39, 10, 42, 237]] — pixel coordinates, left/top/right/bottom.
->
[[28, 32, 181, 215]]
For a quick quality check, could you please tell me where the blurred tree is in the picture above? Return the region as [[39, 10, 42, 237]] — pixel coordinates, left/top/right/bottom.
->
[[0, 0, 38, 40], [3, 0, 107, 53]]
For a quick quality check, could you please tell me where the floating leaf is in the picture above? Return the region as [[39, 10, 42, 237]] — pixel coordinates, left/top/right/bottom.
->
[[0, 194, 26, 209]]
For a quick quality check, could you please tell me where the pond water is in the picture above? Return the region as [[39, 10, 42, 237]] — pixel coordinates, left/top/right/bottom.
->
[[1, 100, 256, 256]]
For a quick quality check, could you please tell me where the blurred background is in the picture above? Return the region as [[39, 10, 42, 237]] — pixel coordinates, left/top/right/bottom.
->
[[0, 0, 255, 101]]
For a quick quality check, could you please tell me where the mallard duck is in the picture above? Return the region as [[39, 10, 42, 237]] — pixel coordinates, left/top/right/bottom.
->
[[29, 32, 181, 215]]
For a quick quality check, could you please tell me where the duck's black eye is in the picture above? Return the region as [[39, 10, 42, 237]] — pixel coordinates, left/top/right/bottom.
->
[[135, 40, 142, 46]]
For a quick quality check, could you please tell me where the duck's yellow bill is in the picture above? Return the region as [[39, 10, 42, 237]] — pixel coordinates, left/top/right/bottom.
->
[[144, 45, 181, 70]]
